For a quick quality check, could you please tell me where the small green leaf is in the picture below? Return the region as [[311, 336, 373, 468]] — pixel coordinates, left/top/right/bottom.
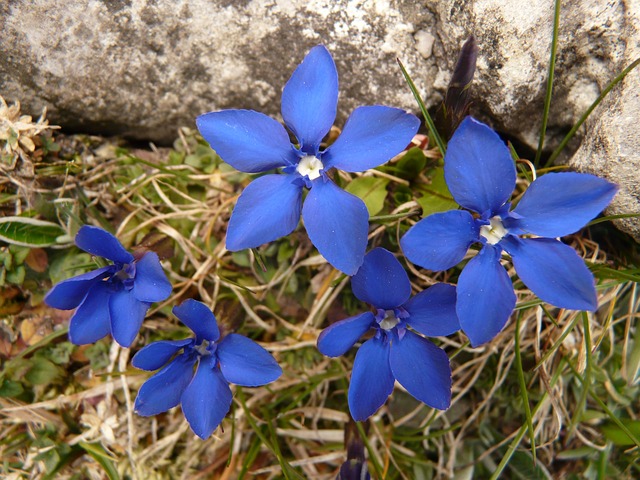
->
[[79, 442, 120, 480], [601, 420, 640, 446], [345, 176, 390, 216], [25, 357, 63, 385], [395, 147, 427, 180], [0, 379, 24, 398], [415, 168, 458, 217], [0, 217, 66, 248]]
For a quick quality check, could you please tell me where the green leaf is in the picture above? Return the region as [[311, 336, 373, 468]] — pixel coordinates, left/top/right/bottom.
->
[[507, 451, 552, 480], [345, 176, 390, 216], [79, 442, 120, 480], [415, 168, 458, 217], [0, 217, 66, 248], [25, 357, 63, 385], [395, 147, 427, 180], [0, 379, 24, 398], [6, 265, 25, 285], [601, 420, 640, 446]]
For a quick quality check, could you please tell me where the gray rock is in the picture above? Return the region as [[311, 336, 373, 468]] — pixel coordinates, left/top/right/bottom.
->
[[0, 0, 436, 143], [1, 0, 638, 237], [568, 68, 640, 242]]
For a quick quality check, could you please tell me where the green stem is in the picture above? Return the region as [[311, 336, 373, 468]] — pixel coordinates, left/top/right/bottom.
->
[[397, 59, 447, 156]]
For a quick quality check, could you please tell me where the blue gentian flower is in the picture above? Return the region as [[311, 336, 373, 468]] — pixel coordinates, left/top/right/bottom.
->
[[317, 248, 459, 421], [401, 117, 618, 347], [196, 45, 420, 275], [133, 299, 282, 439], [45, 225, 172, 347]]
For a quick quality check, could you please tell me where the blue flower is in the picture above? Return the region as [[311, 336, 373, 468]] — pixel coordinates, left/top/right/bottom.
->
[[317, 248, 459, 421], [133, 299, 282, 439], [45, 225, 172, 347], [401, 117, 618, 347], [196, 45, 420, 275]]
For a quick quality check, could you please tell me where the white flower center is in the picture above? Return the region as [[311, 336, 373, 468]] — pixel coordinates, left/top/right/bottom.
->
[[479, 215, 508, 245], [379, 310, 400, 330], [195, 339, 212, 356], [296, 155, 324, 180]]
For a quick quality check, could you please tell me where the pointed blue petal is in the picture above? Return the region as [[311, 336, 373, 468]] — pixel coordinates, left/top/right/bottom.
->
[[172, 299, 220, 342], [502, 236, 597, 311], [196, 110, 297, 173], [317, 312, 375, 357], [509, 172, 618, 237], [302, 178, 368, 275], [132, 339, 194, 371], [132, 252, 172, 303], [401, 210, 478, 271], [75, 226, 134, 264], [109, 290, 149, 347], [226, 174, 303, 251], [282, 45, 338, 153], [389, 331, 451, 410], [457, 245, 516, 346], [134, 354, 196, 416], [351, 248, 411, 309], [217, 334, 282, 386], [444, 117, 516, 214], [348, 338, 395, 421], [322, 106, 419, 171], [181, 356, 233, 439], [403, 283, 460, 337], [68, 282, 112, 345], [45, 266, 113, 310]]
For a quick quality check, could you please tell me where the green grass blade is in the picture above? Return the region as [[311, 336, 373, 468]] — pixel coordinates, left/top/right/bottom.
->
[[236, 388, 305, 479], [514, 313, 536, 463], [548, 56, 640, 164], [397, 59, 447, 155], [587, 212, 640, 226], [490, 360, 565, 480], [534, 0, 562, 166], [566, 312, 593, 440]]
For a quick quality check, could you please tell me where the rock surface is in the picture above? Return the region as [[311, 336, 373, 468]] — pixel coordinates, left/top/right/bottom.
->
[[1, 0, 638, 237]]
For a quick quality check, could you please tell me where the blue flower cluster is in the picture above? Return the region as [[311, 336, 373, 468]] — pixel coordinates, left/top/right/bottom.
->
[[45, 43, 618, 457]]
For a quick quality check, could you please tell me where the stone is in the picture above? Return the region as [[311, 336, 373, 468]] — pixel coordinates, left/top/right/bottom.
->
[[567, 68, 640, 241], [1, 0, 638, 237], [0, 0, 436, 143]]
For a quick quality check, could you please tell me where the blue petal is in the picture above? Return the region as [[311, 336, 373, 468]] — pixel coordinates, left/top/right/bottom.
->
[[181, 356, 233, 439], [348, 338, 395, 421], [351, 248, 411, 309], [401, 210, 478, 271], [502, 236, 597, 311], [132, 252, 172, 303], [509, 172, 618, 237], [45, 266, 113, 310], [457, 245, 516, 346], [444, 117, 516, 214], [75, 226, 133, 264], [317, 312, 375, 357], [217, 334, 282, 386], [403, 283, 460, 337], [389, 331, 451, 410], [226, 174, 303, 251], [134, 354, 196, 416], [322, 106, 419, 172], [109, 290, 150, 347], [281, 45, 338, 153], [196, 110, 297, 173], [131, 338, 193, 371], [172, 299, 220, 342], [302, 178, 369, 275], [68, 282, 112, 345]]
